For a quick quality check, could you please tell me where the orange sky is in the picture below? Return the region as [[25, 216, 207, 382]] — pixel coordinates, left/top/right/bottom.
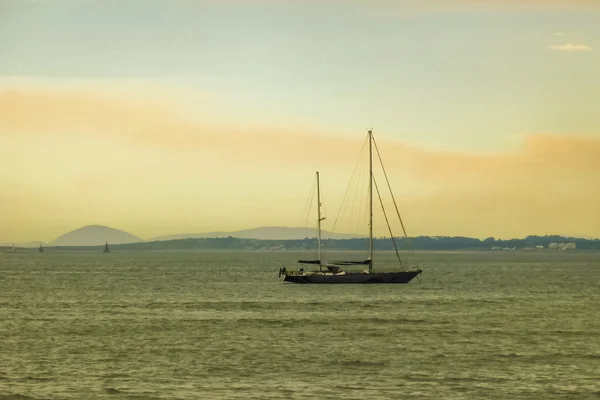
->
[[2, 0, 599, 242], [1, 82, 598, 242]]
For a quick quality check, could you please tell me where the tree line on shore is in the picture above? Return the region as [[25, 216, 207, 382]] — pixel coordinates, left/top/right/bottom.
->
[[108, 235, 600, 251]]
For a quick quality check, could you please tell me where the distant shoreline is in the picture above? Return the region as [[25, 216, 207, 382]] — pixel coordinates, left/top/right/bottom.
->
[[1, 235, 598, 252]]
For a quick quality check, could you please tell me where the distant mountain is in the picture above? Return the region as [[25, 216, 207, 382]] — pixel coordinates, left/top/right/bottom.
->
[[151, 226, 364, 241], [51, 225, 142, 246]]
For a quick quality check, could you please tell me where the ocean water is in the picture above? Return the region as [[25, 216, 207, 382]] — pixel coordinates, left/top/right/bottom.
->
[[1, 250, 599, 399]]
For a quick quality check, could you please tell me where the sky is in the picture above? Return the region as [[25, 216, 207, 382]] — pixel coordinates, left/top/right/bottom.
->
[[1, 0, 599, 242]]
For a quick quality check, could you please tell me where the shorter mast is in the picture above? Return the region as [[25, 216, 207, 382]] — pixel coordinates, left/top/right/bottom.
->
[[316, 171, 324, 272]]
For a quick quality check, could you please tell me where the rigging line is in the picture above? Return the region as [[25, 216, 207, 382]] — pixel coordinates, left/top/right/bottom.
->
[[304, 178, 316, 228], [300, 177, 311, 227], [352, 138, 368, 229], [347, 158, 360, 235], [301, 174, 317, 229], [355, 147, 368, 236], [354, 153, 368, 258], [319, 181, 329, 262], [347, 148, 361, 235], [331, 135, 369, 233], [373, 176, 404, 269], [373, 136, 412, 250]]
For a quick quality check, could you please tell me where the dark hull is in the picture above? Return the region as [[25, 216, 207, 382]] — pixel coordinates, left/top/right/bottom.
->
[[284, 270, 422, 284]]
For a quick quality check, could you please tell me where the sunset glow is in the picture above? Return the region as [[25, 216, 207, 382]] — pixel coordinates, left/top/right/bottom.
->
[[1, 0, 599, 242]]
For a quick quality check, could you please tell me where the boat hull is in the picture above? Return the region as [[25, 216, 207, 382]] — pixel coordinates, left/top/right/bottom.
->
[[283, 270, 422, 284]]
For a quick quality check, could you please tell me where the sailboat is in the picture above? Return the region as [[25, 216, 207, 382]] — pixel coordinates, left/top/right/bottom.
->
[[103, 242, 110, 253], [280, 129, 422, 284]]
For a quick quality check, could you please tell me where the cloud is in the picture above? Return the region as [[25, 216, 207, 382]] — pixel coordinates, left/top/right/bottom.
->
[[550, 43, 592, 52], [456, 0, 600, 7], [358, 0, 600, 16], [1, 84, 599, 240], [0, 87, 364, 167]]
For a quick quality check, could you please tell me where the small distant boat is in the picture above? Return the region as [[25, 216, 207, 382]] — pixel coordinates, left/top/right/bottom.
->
[[280, 129, 422, 284], [39, 244, 44, 253], [103, 242, 110, 253]]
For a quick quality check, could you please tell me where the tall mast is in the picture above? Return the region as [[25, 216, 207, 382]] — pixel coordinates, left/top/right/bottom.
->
[[316, 171, 323, 272], [368, 129, 373, 273]]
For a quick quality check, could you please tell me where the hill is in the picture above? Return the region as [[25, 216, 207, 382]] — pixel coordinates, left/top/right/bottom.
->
[[50, 225, 142, 246], [151, 226, 363, 241]]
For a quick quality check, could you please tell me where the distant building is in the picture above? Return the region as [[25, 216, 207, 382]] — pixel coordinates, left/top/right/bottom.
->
[[261, 245, 285, 251], [549, 242, 576, 251]]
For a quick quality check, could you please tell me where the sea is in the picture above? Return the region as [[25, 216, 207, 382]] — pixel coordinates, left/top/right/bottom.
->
[[1, 250, 599, 399]]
